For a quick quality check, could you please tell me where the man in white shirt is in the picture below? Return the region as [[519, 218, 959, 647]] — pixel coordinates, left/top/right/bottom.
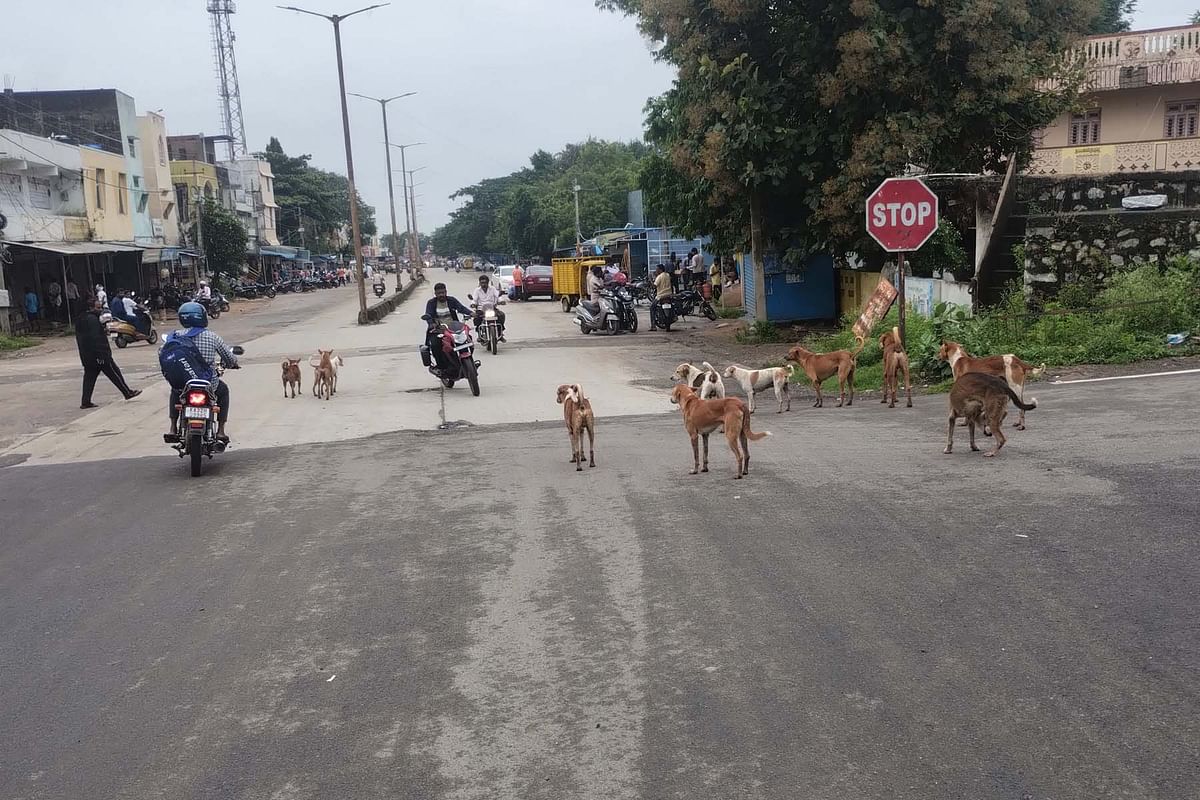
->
[[469, 274, 506, 340], [197, 280, 213, 300], [689, 248, 705, 289]]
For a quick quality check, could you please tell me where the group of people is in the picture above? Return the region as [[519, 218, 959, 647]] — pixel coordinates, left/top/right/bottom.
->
[[20, 277, 82, 330]]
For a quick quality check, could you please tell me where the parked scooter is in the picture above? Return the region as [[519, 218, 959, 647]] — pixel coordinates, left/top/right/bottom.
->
[[420, 315, 481, 396], [162, 348, 244, 477], [575, 285, 638, 335]]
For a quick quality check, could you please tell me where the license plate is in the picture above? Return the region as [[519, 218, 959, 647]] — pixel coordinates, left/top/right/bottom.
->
[[184, 406, 211, 419]]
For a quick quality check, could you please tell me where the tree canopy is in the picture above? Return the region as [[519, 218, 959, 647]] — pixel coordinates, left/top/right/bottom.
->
[[1088, 0, 1137, 34], [255, 137, 376, 253], [600, 0, 1098, 262], [192, 198, 247, 277], [431, 140, 650, 258]]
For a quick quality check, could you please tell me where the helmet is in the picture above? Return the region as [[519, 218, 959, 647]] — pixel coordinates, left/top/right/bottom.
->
[[199, 280, 208, 287], [178, 301, 208, 329]]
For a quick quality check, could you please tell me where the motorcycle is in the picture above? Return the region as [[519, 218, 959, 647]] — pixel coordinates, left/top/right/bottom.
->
[[650, 288, 717, 332], [163, 347, 244, 477], [628, 280, 656, 307], [194, 294, 222, 319], [575, 286, 638, 335], [372, 280, 387, 298], [420, 315, 481, 396], [473, 301, 506, 355], [102, 309, 158, 348]]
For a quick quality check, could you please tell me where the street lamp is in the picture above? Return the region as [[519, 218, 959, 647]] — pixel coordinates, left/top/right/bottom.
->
[[405, 167, 427, 261], [388, 141, 425, 267], [277, 3, 389, 324], [349, 91, 415, 290], [572, 183, 583, 246]]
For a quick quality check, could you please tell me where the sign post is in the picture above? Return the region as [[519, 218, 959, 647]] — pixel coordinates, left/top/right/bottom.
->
[[864, 178, 939, 346]]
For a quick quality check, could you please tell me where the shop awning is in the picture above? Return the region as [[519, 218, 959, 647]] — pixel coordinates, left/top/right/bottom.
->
[[141, 247, 203, 264], [260, 246, 301, 260], [8, 241, 145, 256]]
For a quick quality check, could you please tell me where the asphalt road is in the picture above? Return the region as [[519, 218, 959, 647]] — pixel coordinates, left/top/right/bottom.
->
[[2, 366, 1198, 799]]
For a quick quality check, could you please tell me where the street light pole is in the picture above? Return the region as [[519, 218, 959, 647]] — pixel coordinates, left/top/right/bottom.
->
[[389, 142, 425, 268], [573, 183, 582, 247], [349, 92, 415, 292], [278, 3, 388, 323], [406, 168, 427, 264]]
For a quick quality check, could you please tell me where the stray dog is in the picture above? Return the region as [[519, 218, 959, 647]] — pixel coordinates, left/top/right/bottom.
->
[[281, 358, 302, 399], [556, 383, 595, 471], [310, 351, 344, 395], [944, 372, 1038, 457], [672, 361, 726, 400], [311, 349, 335, 400], [784, 341, 862, 408], [879, 327, 912, 408], [669, 384, 770, 479], [937, 341, 1042, 429], [722, 363, 793, 414]]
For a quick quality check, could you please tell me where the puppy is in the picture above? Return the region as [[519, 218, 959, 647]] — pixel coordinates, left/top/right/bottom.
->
[[281, 358, 302, 399], [311, 349, 335, 400], [556, 383, 596, 471], [784, 341, 861, 408], [944, 372, 1038, 458], [878, 327, 912, 408], [937, 341, 1042, 429], [722, 363, 793, 414], [669, 384, 770, 479], [671, 361, 726, 400]]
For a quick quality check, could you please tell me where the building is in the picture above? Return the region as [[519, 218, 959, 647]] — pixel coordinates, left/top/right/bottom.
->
[[0, 89, 155, 243], [0, 129, 88, 242], [1031, 24, 1200, 175], [80, 145, 134, 242], [137, 112, 180, 246]]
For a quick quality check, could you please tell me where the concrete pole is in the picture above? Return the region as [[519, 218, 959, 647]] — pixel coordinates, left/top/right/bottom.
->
[[330, 19, 369, 324]]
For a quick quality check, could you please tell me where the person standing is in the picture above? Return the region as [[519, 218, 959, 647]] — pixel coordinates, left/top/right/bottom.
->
[[76, 295, 141, 408], [95, 283, 108, 308], [667, 252, 680, 294], [512, 263, 524, 300], [65, 277, 80, 320], [709, 258, 723, 303], [689, 248, 705, 290], [23, 287, 40, 331]]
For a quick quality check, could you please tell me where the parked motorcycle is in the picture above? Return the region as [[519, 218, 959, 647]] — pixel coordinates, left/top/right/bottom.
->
[[628, 280, 656, 306], [575, 286, 638, 335], [650, 288, 717, 331], [473, 301, 506, 355], [420, 315, 481, 396], [163, 348, 244, 477]]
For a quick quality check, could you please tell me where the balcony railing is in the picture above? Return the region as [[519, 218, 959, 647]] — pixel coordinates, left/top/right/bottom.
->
[[1027, 138, 1200, 176], [1040, 24, 1200, 92]]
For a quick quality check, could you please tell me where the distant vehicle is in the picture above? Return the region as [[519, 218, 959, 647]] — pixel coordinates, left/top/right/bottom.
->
[[522, 265, 553, 299], [495, 265, 516, 294]]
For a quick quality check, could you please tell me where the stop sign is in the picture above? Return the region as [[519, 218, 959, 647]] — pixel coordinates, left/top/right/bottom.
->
[[865, 178, 939, 252]]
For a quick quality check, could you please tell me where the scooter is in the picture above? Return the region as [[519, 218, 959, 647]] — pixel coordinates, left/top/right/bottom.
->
[[162, 347, 244, 477], [104, 309, 158, 348], [575, 286, 638, 335], [420, 315, 481, 396], [372, 280, 387, 298]]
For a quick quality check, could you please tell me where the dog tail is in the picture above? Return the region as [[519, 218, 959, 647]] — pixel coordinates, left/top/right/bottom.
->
[[741, 408, 771, 441], [571, 383, 584, 402], [1002, 384, 1038, 411], [783, 363, 796, 378], [701, 361, 718, 374], [851, 335, 866, 356]]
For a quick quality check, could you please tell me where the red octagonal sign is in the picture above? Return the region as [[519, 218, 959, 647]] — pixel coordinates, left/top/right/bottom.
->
[[865, 178, 939, 253]]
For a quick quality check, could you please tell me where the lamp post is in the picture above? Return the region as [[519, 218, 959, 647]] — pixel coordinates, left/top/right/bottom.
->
[[405, 168, 427, 264], [349, 92, 415, 290], [389, 141, 425, 268], [277, 3, 388, 323]]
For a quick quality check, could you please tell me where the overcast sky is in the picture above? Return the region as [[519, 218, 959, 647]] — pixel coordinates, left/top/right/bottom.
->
[[1, 0, 1185, 233]]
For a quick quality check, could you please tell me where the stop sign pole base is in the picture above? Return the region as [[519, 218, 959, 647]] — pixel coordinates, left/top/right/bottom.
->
[[897, 253, 906, 348]]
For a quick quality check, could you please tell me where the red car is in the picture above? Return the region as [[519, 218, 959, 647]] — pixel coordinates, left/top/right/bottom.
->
[[522, 265, 553, 299]]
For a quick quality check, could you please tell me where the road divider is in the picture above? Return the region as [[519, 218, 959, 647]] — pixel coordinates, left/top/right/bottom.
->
[[361, 276, 422, 324]]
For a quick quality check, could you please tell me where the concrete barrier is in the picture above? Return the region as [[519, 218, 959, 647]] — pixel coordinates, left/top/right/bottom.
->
[[358, 275, 423, 324]]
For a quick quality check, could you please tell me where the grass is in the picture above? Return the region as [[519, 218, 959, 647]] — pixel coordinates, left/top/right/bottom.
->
[[716, 305, 745, 320], [735, 320, 784, 344], [0, 334, 37, 352]]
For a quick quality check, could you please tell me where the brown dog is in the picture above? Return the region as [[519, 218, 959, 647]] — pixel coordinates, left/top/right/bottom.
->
[[878, 327, 912, 408], [669, 385, 770, 479], [312, 349, 335, 400], [281, 358, 302, 399], [944, 373, 1038, 457], [556, 383, 595, 471], [937, 341, 1041, 429], [784, 341, 861, 408]]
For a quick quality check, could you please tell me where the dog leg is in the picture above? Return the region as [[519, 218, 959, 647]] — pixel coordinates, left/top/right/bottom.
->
[[944, 412, 957, 454], [812, 379, 823, 408], [689, 433, 700, 475], [701, 433, 710, 473], [986, 412, 1008, 457], [903, 362, 912, 408], [1015, 383, 1027, 430], [968, 418, 980, 452], [747, 389, 755, 415], [783, 382, 790, 412], [775, 382, 784, 414]]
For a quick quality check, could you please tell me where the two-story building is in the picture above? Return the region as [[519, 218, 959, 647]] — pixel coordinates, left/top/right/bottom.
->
[[137, 112, 180, 246]]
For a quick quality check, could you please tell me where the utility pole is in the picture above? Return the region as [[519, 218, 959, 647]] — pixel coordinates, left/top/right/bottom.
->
[[389, 141, 424, 269], [349, 92, 415, 292], [406, 168, 426, 265], [278, 3, 388, 324], [572, 183, 582, 246]]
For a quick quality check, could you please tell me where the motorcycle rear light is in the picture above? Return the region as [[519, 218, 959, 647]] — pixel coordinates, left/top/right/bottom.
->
[[186, 391, 208, 406]]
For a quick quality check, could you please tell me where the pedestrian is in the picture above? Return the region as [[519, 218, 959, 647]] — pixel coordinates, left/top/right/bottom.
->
[[709, 258, 723, 303], [95, 283, 108, 308], [668, 252, 680, 294], [75, 295, 142, 408], [65, 277, 80, 320], [23, 286, 40, 332], [689, 247, 705, 290], [512, 263, 524, 300]]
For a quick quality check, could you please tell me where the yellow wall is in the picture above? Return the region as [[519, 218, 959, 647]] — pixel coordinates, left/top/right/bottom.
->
[[170, 160, 218, 197], [81, 147, 134, 242]]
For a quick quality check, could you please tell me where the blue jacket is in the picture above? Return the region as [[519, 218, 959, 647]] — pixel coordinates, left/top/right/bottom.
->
[[425, 295, 471, 323]]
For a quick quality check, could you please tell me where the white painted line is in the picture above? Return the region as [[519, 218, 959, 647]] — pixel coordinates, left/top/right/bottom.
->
[[326, 674, 336, 682], [1050, 368, 1200, 385], [1014, 534, 1029, 538]]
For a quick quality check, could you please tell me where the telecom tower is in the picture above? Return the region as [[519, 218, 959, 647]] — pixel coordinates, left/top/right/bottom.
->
[[207, 0, 247, 159]]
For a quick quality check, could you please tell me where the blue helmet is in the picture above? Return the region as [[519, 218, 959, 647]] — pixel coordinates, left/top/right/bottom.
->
[[178, 301, 208, 329]]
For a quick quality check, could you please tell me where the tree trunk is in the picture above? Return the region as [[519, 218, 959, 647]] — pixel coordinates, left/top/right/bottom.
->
[[749, 190, 768, 322]]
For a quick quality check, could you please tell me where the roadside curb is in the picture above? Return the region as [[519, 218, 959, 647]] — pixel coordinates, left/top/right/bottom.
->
[[359, 276, 423, 324]]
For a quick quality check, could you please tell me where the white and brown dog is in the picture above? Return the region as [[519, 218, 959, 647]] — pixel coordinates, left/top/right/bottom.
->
[[722, 363, 794, 414], [556, 383, 596, 471], [310, 349, 344, 396], [311, 349, 336, 400], [937, 341, 1042, 429], [672, 361, 725, 400]]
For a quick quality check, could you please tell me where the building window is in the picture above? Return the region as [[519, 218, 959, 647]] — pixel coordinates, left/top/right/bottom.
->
[[158, 136, 167, 166], [118, 173, 128, 214], [94, 168, 106, 210], [0, 172, 22, 201], [1069, 110, 1101, 145], [137, 192, 149, 214], [1165, 101, 1199, 139], [28, 177, 52, 210], [127, 136, 137, 158]]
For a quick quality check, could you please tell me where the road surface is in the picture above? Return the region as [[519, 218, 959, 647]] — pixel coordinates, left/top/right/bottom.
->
[[1, 276, 1198, 799]]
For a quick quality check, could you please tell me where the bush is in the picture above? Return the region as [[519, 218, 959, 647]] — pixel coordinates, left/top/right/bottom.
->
[[0, 334, 37, 352], [736, 320, 784, 344]]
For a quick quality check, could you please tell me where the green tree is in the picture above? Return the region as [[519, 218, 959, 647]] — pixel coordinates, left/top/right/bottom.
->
[[1088, 0, 1137, 33], [1191, 10, 1200, 24], [192, 199, 247, 277], [599, 0, 1098, 263]]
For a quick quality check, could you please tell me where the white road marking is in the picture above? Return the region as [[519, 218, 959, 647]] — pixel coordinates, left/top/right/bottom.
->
[[1050, 368, 1200, 385], [326, 674, 336, 682]]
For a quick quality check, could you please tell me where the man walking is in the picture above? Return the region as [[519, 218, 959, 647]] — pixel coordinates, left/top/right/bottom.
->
[[76, 296, 141, 408]]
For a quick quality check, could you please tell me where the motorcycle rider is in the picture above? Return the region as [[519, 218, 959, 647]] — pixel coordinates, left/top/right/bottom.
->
[[121, 290, 152, 336], [160, 301, 240, 443], [197, 280, 213, 301], [650, 265, 673, 331], [424, 282, 472, 371], [587, 265, 605, 302], [470, 274, 506, 341]]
